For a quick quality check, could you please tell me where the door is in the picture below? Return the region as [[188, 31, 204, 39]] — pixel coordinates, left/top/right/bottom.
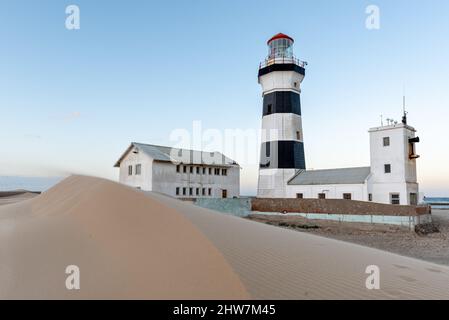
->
[[410, 193, 418, 206], [222, 190, 227, 199]]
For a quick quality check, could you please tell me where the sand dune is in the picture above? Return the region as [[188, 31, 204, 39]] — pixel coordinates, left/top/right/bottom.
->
[[1, 176, 449, 299]]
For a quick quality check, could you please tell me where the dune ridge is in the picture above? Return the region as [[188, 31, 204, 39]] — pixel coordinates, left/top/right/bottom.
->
[[1, 175, 449, 299]]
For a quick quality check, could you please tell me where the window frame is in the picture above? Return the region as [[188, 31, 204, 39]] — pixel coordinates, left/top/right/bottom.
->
[[390, 193, 400, 205], [343, 193, 352, 200], [383, 137, 390, 147], [384, 164, 392, 174]]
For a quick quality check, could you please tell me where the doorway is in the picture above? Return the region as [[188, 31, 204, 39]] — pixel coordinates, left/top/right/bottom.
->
[[222, 190, 228, 199]]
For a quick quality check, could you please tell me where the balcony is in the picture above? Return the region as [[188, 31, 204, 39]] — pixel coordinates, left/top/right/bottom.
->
[[258, 56, 307, 77]]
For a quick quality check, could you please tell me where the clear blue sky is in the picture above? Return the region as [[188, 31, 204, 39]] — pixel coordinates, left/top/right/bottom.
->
[[1, 0, 449, 196]]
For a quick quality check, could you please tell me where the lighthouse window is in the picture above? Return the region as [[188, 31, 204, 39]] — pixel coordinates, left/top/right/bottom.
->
[[383, 137, 390, 147], [266, 142, 271, 157], [390, 193, 400, 205], [384, 164, 391, 174], [296, 131, 301, 140], [267, 104, 272, 115]]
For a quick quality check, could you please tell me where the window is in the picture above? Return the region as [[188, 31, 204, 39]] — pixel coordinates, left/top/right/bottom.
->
[[384, 164, 391, 174], [369, 194, 373, 202], [189, 188, 193, 196], [214, 168, 220, 175], [128, 165, 132, 176], [208, 188, 212, 196], [343, 193, 352, 200], [196, 167, 200, 174], [196, 188, 200, 196], [222, 189, 227, 198], [410, 193, 418, 206], [267, 104, 272, 115], [183, 165, 187, 173], [318, 193, 326, 199], [202, 188, 206, 196], [296, 131, 301, 140], [296, 193, 303, 199], [203, 167, 206, 174], [176, 165, 180, 173], [266, 142, 271, 157], [182, 187, 187, 196], [390, 193, 400, 205], [208, 168, 212, 175], [176, 187, 180, 196], [135, 164, 142, 175], [190, 166, 194, 174], [383, 137, 390, 147], [222, 169, 227, 176]]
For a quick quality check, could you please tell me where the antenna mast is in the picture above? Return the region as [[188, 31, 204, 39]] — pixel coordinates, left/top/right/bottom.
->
[[402, 95, 408, 125]]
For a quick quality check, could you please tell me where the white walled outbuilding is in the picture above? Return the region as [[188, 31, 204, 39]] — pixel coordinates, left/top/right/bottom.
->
[[115, 143, 240, 199], [267, 122, 421, 206]]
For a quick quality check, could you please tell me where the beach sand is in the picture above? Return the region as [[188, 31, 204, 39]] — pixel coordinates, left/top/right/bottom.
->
[[1, 175, 449, 299]]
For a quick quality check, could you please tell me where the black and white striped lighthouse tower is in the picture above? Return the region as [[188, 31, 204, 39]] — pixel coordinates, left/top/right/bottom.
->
[[257, 33, 306, 198]]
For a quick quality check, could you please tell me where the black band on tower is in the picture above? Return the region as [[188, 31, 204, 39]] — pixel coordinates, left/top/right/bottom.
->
[[258, 63, 305, 77], [259, 141, 306, 170], [263, 91, 301, 116]]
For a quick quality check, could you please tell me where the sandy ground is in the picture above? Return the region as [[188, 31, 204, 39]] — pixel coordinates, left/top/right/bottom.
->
[[1, 176, 449, 299], [0, 192, 39, 206], [248, 210, 449, 266]]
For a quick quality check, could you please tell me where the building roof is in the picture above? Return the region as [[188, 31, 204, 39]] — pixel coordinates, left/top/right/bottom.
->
[[114, 142, 239, 167], [288, 167, 371, 186], [267, 33, 294, 44]]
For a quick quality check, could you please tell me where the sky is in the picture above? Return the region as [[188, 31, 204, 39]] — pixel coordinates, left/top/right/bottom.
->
[[1, 0, 449, 196]]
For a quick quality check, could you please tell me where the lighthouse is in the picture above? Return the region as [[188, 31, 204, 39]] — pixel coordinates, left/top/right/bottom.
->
[[257, 33, 307, 198]]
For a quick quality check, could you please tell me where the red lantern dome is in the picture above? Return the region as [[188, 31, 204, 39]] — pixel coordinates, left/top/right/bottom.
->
[[267, 33, 294, 45]]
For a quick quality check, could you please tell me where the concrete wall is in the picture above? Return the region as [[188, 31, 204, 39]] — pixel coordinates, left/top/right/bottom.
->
[[258, 70, 303, 95], [369, 123, 419, 205], [285, 183, 368, 201], [261, 114, 303, 143], [194, 198, 252, 217], [258, 168, 296, 198], [152, 161, 240, 198], [252, 198, 430, 217], [119, 146, 153, 190]]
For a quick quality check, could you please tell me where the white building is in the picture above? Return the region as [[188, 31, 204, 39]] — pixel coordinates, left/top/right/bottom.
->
[[257, 33, 421, 205], [115, 142, 240, 199], [285, 122, 420, 205]]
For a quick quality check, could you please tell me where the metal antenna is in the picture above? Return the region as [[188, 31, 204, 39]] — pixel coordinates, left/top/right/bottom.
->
[[402, 95, 408, 124]]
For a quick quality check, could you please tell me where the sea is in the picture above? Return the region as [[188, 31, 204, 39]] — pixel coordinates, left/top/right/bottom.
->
[[423, 197, 449, 210], [0, 176, 63, 192]]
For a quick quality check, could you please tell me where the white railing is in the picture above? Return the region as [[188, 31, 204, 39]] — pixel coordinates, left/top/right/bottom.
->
[[259, 56, 307, 69]]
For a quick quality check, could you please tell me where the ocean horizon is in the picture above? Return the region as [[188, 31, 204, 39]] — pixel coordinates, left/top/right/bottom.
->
[[0, 176, 63, 192]]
